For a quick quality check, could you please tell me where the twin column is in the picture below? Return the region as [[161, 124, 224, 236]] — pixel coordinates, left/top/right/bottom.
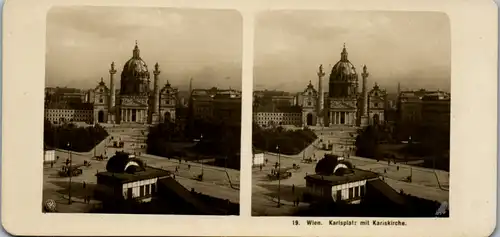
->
[[329, 111, 354, 125], [120, 109, 146, 123]]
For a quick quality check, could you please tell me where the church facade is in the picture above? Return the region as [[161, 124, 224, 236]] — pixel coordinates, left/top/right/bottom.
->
[[302, 44, 386, 127], [92, 42, 177, 125]]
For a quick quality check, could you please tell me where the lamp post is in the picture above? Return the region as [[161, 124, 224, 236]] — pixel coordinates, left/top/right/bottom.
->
[[67, 142, 72, 204], [302, 141, 305, 160], [200, 134, 204, 175], [93, 124, 97, 158], [276, 145, 281, 208]]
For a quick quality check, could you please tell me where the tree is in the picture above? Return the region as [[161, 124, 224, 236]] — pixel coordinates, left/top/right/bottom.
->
[[43, 120, 109, 152], [355, 125, 382, 158]]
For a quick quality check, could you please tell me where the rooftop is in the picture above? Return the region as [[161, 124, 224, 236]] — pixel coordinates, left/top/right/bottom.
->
[[96, 166, 171, 184], [45, 102, 93, 110], [254, 104, 302, 113], [305, 168, 379, 186]]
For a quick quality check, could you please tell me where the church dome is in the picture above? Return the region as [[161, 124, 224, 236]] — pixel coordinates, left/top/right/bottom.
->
[[329, 45, 357, 82], [121, 42, 150, 79]]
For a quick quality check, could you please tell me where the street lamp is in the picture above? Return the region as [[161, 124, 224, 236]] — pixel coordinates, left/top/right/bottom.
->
[[302, 141, 305, 161], [200, 134, 204, 175], [67, 142, 73, 204], [276, 145, 281, 208], [93, 124, 97, 158]]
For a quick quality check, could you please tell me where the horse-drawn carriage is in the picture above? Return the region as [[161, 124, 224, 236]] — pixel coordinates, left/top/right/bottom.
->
[[193, 173, 204, 181], [301, 157, 317, 164], [268, 168, 292, 180], [95, 154, 108, 161], [58, 165, 83, 177]]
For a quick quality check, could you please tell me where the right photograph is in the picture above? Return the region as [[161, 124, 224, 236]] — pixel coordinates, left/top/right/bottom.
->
[[251, 11, 450, 217]]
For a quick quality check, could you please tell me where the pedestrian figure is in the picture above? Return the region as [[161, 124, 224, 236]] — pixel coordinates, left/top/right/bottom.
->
[[50, 162, 53, 168], [259, 165, 262, 171], [384, 169, 387, 173], [83, 182, 86, 189], [292, 184, 295, 194], [397, 166, 400, 171], [175, 167, 178, 173], [173, 174, 176, 179], [188, 164, 191, 170]]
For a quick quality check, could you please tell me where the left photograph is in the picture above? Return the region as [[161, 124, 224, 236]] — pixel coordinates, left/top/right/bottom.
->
[[43, 6, 242, 215]]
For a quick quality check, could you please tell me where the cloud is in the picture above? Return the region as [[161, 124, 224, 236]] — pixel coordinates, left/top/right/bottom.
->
[[46, 7, 242, 90], [254, 11, 451, 93]]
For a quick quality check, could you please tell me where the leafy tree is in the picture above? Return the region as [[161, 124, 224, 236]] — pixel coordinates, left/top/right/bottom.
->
[[252, 123, 318, 155], [355, 125, 382, 158], [43, 119, 108, 152]]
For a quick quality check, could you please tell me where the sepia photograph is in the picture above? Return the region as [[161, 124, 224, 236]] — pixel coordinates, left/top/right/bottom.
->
[[2, 0, 497, 235], [42, 6, 242, 215], [251, 11, 451, 217]]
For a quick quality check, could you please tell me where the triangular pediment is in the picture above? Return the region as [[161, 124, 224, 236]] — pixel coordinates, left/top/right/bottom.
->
[[330, 100, 357, 109], [121, 97, 148, 107]]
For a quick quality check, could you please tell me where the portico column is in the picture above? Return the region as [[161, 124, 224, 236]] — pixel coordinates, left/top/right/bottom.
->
[[329, 112, 333, 126]]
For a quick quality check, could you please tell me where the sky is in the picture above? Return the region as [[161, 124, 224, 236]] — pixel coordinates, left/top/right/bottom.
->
[[46, 7, 242, 91], [254, 11, 451, 93]]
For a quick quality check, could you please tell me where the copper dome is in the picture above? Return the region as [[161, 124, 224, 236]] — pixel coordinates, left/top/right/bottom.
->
[[329, 45, 357, 82], [121, 43, 150, 79]]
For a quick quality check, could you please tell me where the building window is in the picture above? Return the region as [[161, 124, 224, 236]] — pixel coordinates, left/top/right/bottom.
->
[[354, 186, 359, 197], [140, 186, 145, 197], [348, 188, 354, 199], [336, 190, 342, 201], [145, 185, 150, 195], [374, 102, 379, 107], [151, 184, 156, 193], [360, 185, 365, 196], [308, 102, 311, 106]]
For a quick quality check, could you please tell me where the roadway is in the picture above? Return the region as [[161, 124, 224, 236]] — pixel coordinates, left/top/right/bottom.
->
[[251, 127, 449, 216], [43, 125, 240, 213]]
